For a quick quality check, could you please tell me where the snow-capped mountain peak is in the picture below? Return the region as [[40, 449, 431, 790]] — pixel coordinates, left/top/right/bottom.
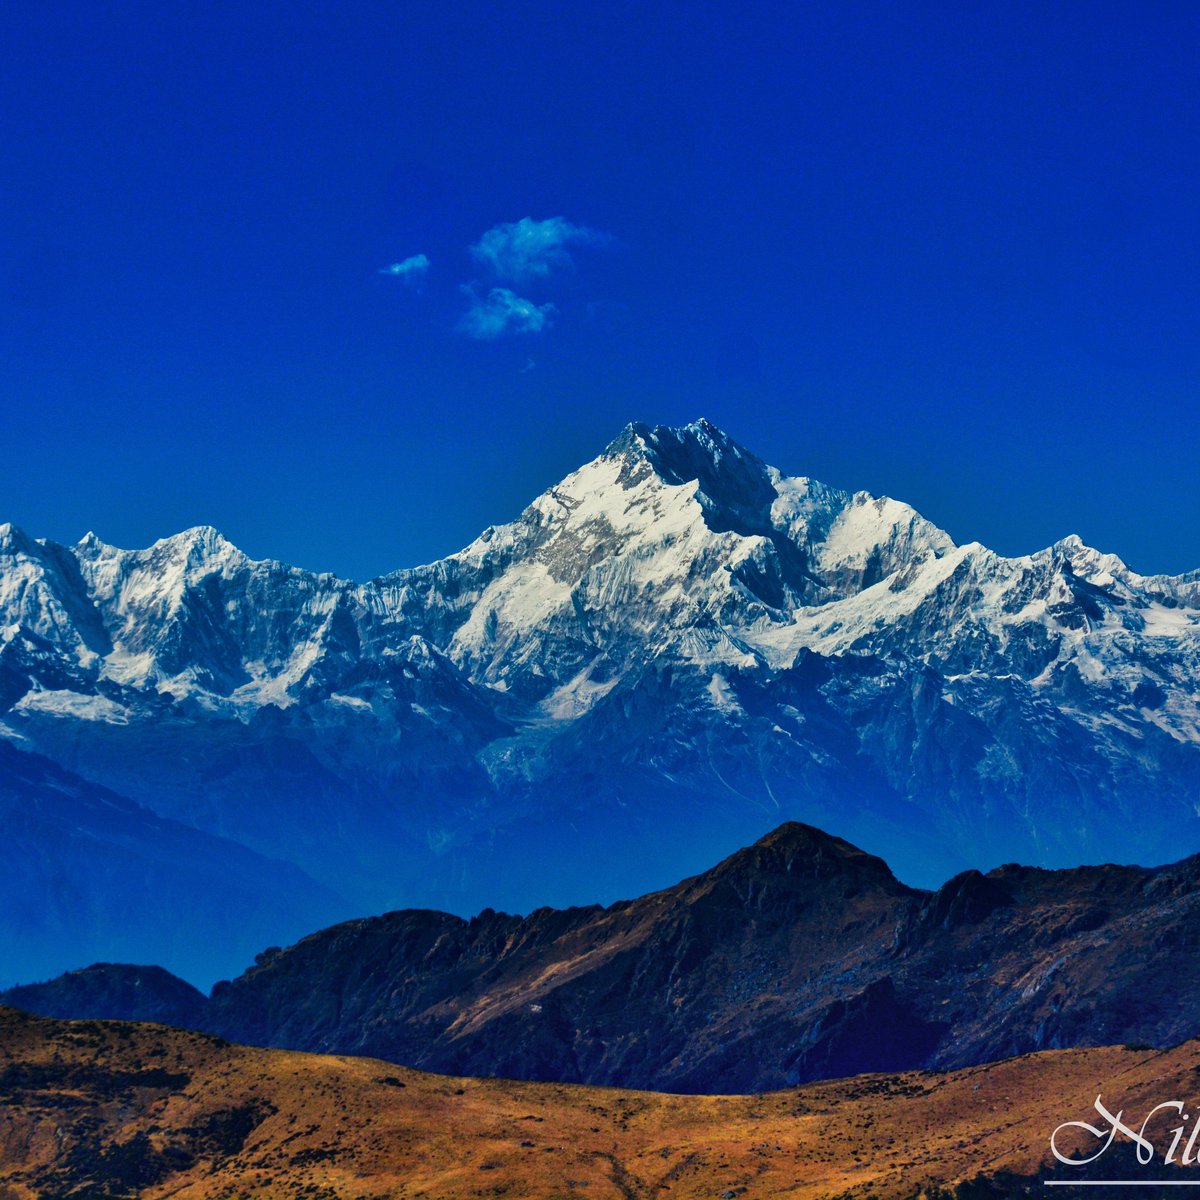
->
[[2, 420, 1199, 913]]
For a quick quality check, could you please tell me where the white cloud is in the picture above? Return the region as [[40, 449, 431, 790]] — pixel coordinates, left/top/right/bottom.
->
[[458, 286, 556, 340], [377, 253, 430, 283], [470, 217, 611, 283]]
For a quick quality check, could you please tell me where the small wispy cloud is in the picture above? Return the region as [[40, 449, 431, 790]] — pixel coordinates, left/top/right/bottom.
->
[[458, 286, 556, 340], [471, 217, 612, 283], [377, 253, 430, 284]]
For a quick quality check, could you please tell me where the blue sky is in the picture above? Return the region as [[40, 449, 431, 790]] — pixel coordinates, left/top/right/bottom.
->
[[3, 1, 1198, 579]]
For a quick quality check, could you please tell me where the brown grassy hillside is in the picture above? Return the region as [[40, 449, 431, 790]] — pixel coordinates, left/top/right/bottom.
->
[[2, 1006, 1198, 1199]]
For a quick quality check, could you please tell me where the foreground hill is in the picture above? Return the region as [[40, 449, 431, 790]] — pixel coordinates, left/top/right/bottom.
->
[[3, 420, 1200, 981], [12, 822, 1200, 1093], [1, 1006, 1198, 1199]]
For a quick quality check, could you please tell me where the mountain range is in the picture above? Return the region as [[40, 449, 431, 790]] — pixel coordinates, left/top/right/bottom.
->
[[2, 419, 1199, 984], [9, 820, 1200, 1094]]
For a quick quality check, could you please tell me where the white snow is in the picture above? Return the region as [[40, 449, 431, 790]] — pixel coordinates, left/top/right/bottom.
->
[[13, 689, 130, 724], [0, 419, 1198, 794], [706, 672, 743, 714], [540, 666, 621, 720]]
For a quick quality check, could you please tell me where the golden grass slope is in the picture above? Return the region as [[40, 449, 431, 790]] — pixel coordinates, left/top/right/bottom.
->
[[2, 1005, 1199, 1199]]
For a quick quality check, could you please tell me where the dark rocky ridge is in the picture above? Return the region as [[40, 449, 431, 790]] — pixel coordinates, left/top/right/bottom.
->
[[9, 821, 1200, 1094], [0, 963, 207, 1029]]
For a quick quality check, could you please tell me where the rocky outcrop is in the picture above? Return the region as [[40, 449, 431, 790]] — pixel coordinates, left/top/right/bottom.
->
[[11, 821, 1200, 1094]]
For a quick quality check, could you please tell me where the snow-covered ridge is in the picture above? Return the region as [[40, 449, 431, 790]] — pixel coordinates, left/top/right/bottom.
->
[[1, 420, 1197, 715], [4, 419, 1200, 903]]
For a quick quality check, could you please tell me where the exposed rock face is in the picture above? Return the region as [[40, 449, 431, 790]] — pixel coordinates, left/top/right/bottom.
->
[[2, 419, 1200, 980], [11, 822, 1200, 1094]]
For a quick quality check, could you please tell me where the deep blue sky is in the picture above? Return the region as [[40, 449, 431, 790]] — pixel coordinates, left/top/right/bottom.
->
[[3, 2, 1198, 579]]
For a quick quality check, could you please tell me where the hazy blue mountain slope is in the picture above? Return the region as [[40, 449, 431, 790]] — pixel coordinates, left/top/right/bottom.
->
[[0, 739, 347, 987], [2, 420, 1198, 976]]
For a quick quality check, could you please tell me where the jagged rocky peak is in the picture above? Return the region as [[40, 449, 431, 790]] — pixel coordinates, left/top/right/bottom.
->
[[0, 525, 80, 581], [157, 523, 237, 554], [73, 523, 210, 560], [72, 525, 249, 640], [693, 820, 914, 909], [390, 421, 878, 648], [432, 421, 856, 690], [73, 530, 115, 561], [128, 525, 245, 573], [0, 522, 34, 555], [0, 524, 50, 588], [609, 420, 956, 589], [612, 417, 773, 502], [606, 419, 826, 543], [0, 524, 111, 660]]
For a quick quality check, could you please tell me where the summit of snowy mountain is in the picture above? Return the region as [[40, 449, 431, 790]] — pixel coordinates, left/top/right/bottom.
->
[[0, 522, 31, 551], [381, 419, 963, 699], [2, 419, 1199, 981]]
